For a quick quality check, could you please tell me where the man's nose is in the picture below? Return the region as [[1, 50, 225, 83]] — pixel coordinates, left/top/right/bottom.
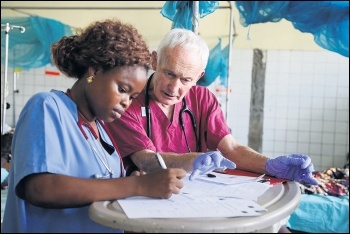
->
[[168, 78, 182, 91]]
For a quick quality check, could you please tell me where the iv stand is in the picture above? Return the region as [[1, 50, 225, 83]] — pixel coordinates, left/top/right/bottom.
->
[[1, 23, 25, 135]]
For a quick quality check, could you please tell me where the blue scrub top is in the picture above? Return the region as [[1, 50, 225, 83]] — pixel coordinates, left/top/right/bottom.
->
[[2, 90, 124, 233]]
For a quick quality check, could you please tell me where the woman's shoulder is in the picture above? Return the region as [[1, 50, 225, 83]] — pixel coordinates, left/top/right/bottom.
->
[[28, 90, 63, 100], [24, 90, 72, 112], [28, 90, 67, 103]]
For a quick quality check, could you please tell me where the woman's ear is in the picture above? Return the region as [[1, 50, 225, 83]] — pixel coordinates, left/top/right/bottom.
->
[[151, 51, 157, 71], [88, 67, 97, 77]]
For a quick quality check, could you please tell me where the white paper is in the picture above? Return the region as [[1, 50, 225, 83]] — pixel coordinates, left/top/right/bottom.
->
[[182, 174, 271, 201], [118, 194, 266, 218], [117, 174, 270, 219]]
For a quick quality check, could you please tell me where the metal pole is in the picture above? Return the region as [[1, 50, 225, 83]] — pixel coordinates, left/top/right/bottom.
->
[[13, 71, 19, 126], [2, 23, 10, 135], [1, 23, 25, 134], [225, 1, 236, 121], [192, 1, 199, 34]]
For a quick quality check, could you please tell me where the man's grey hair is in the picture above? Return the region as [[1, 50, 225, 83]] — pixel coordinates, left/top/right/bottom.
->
[[156, 28, 210, 69]]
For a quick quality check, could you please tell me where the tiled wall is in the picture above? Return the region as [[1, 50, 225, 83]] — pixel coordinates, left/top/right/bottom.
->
[[209, 49, 349, 171], [1, 50, 349, 171], [264, 50, 348, 170], [1, 65, 75, 128]]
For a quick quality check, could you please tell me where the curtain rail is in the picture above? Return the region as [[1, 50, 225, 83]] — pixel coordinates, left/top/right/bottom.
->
[[2, 6, 230, 10]]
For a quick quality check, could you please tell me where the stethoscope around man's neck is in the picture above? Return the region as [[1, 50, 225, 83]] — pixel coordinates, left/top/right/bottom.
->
[[145, 74, 200, 152]]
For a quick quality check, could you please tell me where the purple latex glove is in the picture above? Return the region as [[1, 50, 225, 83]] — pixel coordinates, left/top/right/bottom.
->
[[265, 154, 318, 185], [189, 151, 236, 181]]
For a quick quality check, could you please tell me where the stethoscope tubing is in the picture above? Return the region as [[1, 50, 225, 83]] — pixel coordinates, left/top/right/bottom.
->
[[144, 74, 199, 152]]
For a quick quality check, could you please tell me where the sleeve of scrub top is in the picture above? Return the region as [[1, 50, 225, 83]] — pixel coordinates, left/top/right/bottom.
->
[[11, 92, 70, 188], [193, 87, 231, 150]]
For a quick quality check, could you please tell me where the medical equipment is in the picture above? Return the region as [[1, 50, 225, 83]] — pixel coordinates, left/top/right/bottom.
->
[[77, 117, 116, 179], [1, 23, 25, 134], [145, 75, 199, 152]]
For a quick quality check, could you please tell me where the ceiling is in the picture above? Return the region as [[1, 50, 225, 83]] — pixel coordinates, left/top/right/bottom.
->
[[1, 1, 236, 49], [1, 1, 321, 51]]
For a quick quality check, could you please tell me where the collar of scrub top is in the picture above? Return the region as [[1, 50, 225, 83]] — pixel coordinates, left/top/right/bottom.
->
[[65, 88, 124, 177], [76, 112, 125, 178]]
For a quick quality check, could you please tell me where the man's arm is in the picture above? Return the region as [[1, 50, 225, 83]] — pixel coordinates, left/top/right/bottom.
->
[[130, 149, 201, 173], [217, 134, 268, 174]]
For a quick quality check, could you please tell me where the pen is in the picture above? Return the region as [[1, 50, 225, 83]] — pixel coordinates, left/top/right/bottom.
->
[[255, 174, 265, 182], [258, 179, 270, 183], [156, 152, 167, 169], [207, 173, 216, 178]]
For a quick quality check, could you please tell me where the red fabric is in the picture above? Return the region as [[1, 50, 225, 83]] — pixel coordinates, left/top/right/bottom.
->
[[299, 168, 349, 196], [217, 169, 290, 186], [106, 85, 231, 158]]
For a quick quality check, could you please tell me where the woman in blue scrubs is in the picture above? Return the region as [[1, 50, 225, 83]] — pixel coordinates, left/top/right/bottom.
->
[[2, 19, 187, 233]]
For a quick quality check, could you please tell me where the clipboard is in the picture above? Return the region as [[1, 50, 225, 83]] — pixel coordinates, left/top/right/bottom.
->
[[215, 169, 290, 186]]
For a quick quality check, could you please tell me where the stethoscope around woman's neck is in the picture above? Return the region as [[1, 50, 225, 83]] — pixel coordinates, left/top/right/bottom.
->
[[66, 89, 124, 178], [145, 74, 200, 152]]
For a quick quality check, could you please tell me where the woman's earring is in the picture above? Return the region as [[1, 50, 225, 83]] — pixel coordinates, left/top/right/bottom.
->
[[86, 76, 94, 84]]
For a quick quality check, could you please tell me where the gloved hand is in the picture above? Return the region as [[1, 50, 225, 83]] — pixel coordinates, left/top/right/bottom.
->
[[265, 154, 318, 185], [189, 151, 236, 181]]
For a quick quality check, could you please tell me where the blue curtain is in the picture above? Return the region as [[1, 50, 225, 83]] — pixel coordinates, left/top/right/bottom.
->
[[198, 39, 222, 87], [198, 38, 232, 88], [219, 43, 230, 87], [1, 16, 73, 70], [235, 1, 349, 57]]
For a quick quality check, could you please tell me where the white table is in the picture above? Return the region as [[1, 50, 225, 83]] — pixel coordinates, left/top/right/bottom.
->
[[89, 181, 300, 233]]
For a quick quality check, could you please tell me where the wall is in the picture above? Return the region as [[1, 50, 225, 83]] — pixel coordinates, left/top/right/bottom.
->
[[209, 49, 349, 170], [1, 48, 349, 171]]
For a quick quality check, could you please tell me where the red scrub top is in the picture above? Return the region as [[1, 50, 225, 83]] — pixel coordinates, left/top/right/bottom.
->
[[107, 85, 230, 160]]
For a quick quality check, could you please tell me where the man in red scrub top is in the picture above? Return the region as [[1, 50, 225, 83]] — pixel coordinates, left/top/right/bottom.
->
[[106, 28, 318, 187]]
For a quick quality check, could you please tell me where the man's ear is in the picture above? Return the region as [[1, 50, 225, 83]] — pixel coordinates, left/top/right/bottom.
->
[[197, 71, 205, 81], [151, 51, 157, 71]]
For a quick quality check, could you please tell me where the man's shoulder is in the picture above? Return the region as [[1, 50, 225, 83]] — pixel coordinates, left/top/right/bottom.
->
[[190, 85, 210, 92], [189, 85, 214, 98], [119, 91, 145, 119], [125, 93, 144, 114]]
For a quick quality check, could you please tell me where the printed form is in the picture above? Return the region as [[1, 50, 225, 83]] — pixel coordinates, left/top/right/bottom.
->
[[118, 173, 270, 219]]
